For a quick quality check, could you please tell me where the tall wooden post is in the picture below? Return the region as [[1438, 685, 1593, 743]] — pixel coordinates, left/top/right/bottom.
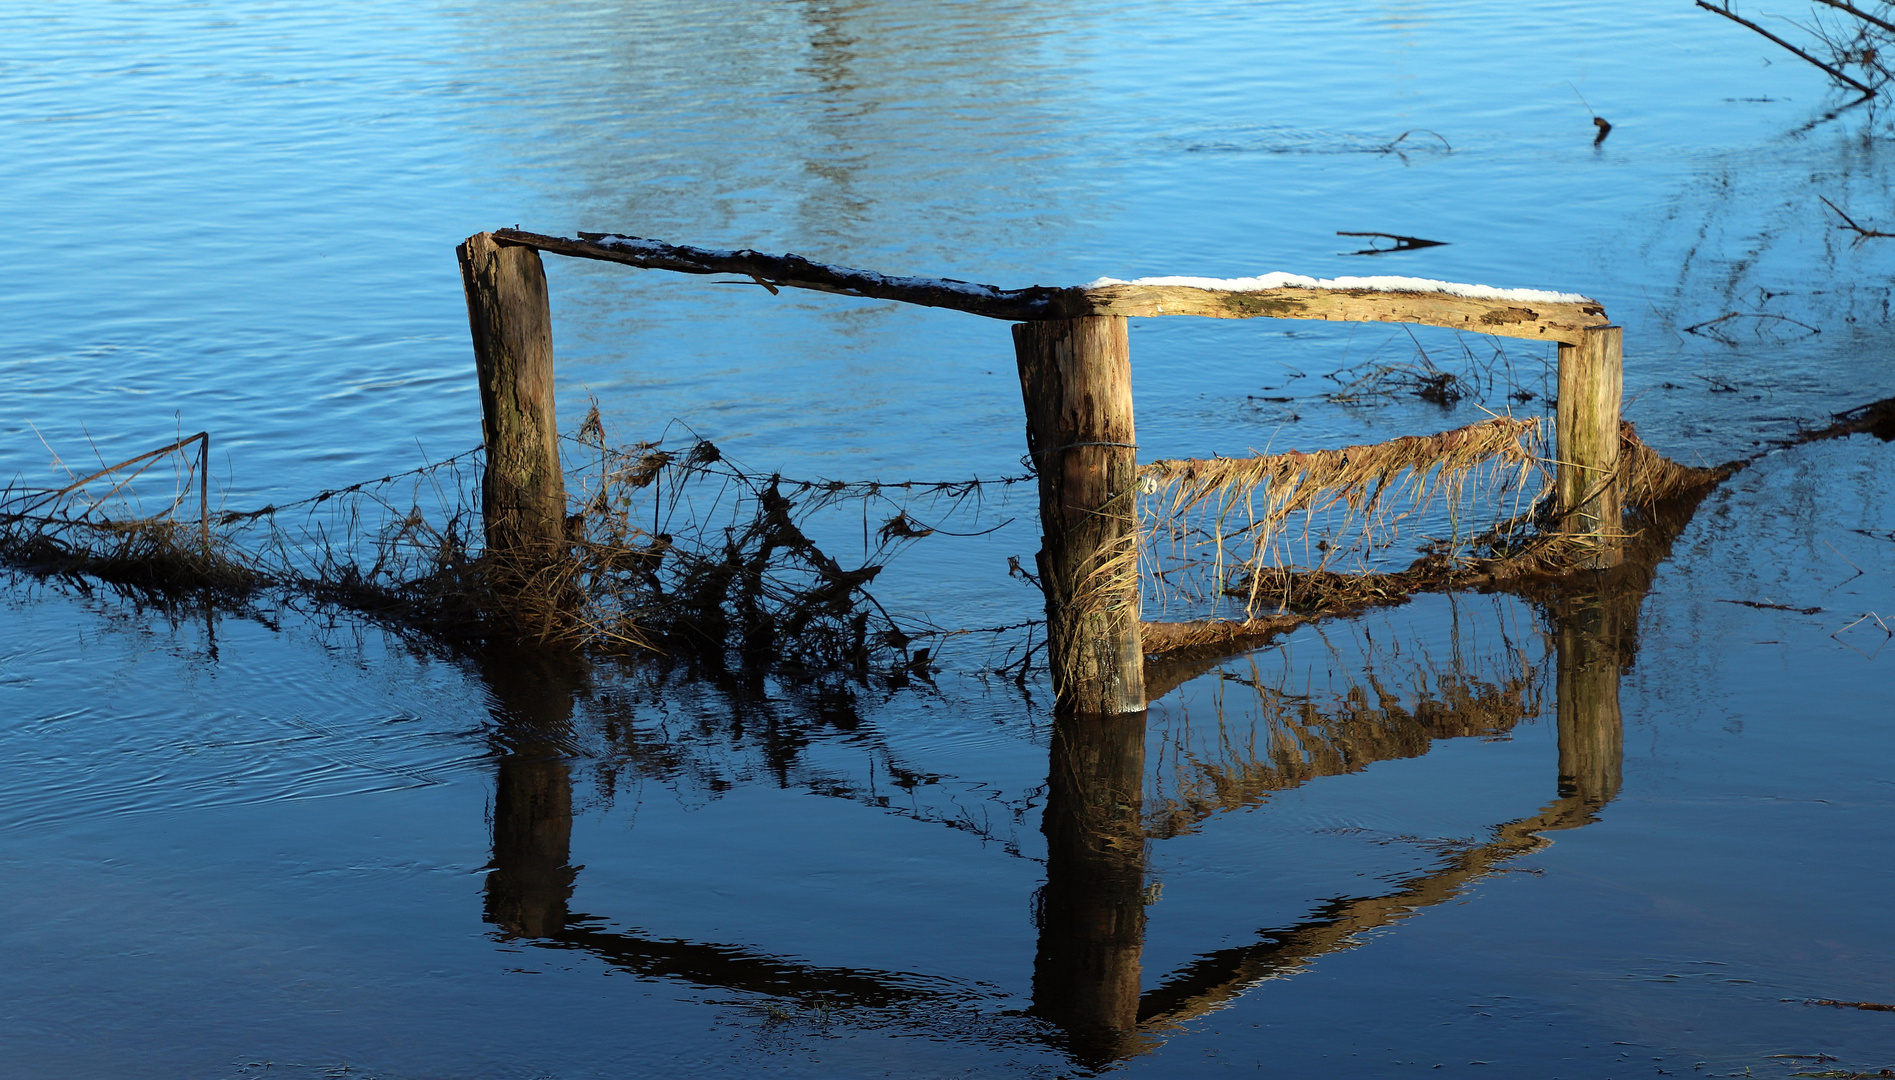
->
[[459, 232, 566, 560], [1014, 316, 1146, 716], [1555, 325, 1624, 570], [1032, 710, 1150, 1066]]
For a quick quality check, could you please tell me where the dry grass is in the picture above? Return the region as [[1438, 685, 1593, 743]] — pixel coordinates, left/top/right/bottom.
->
[[2, 413, 1023, 679], [0, 514, 259, 598], [0, 411, 1723, 674], [1616, 422, 1731, 505], [1139, 416, 1548, 615], [0, 431, 258, 599], [1136, 421, 1733, 659], [0, 387, 1806, 679]]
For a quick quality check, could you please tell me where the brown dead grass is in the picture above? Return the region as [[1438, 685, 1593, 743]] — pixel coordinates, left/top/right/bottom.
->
[[2, 414, 1005, 680], [1139, 417, 1547, 614], [1137, 422, 1732, 660]]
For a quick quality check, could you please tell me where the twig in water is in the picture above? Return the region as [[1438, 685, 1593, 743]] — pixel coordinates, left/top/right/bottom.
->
[[1718, 598, 1824, 614], [1823, 539, 1865, 585], [1820, 195, 1895, 243], [1376, 130, 1452, 154], [1832, 611, 1893, 638], [1337, 231, 1449, 256], [1683, 311, 1820, 336], [1808, 997, 1895, 1012], [1569, 83, 1613, 143]]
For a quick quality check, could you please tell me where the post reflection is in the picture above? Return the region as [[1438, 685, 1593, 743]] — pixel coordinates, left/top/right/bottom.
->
[[476, 653, 975, 1010], [478, 646, 584, 940], [1031, 710, 1154, 1064], [1024, 587, 1634, 1064], [469, 582, 1659, 1069], [1555, 590, 1625, 810]]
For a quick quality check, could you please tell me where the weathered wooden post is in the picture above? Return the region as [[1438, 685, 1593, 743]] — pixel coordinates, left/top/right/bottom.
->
[[1014, 316, 1146, 716], [1555, 324, 1624, 569], [458, 231, 567, 561]]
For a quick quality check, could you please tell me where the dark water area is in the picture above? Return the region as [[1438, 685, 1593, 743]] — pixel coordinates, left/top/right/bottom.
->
[[4, 2, 1895, 1077]]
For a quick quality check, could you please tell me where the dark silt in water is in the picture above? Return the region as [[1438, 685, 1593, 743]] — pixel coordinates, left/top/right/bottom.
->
[[3, 2, 1894, 1077]]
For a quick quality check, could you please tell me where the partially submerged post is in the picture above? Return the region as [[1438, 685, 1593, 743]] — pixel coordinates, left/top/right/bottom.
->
[[458, 232, 566, 561], [1556, 325, 1624, 569], [1014, 317, 1146, 716], [464, 228, 1629, 699]]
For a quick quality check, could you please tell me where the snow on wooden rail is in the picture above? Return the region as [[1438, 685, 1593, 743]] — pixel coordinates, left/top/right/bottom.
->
[[464, 228, 1625, 717], [492, 229, 1609, 343]]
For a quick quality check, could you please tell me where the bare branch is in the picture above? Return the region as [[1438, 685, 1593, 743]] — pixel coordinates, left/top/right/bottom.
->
[[1811, 0, 1895, 37], [1819, 194, 1895, 242], [1695, 1, 1877, 94]]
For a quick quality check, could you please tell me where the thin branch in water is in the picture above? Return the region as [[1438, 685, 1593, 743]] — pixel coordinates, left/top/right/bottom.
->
[[1682, 310, 1821, 335], [1811, 0, 1895, 37], [1819, 194, 1895, 242], [1832, 610, 1893, 638], [1336, 231, 1449, 256]]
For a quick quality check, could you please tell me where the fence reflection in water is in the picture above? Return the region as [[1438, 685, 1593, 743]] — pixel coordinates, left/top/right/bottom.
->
[[471, 558, 1665, 1067]]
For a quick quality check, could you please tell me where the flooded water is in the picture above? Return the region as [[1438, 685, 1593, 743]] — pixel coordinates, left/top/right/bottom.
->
[[3, 1, 1894, 1076]]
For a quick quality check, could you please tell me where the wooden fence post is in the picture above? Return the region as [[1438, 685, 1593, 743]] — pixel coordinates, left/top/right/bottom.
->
[[1014, 316, 1146, 716], [1556, 324, 1624, 569], [459, 232, 567, 562]]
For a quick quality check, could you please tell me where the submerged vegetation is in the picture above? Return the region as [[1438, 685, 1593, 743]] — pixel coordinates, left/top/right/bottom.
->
[[13, 389, 1886, 680], [0, 408, 1035, 681]]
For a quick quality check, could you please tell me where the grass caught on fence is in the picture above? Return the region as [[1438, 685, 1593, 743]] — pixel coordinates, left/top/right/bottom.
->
[[1135, 419, 1734, 656], [0, 409, 1027, 680], [5, 385, 1814, 675], [1139, 416, 1549, 615]]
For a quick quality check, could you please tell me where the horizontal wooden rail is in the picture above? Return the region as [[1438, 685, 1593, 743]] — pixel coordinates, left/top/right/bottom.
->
[[466, 228, 1625, 713], [493, 229, 1609, 343], [1084, 282, 1607, 343], [496, 228, 1089, 321]]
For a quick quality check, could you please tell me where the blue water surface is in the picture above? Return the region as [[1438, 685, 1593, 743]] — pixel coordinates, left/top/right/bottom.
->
[[3, 2, 1893, 1077]]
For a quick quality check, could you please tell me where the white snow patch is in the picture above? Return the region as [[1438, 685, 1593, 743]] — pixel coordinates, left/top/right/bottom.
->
[[1083, 272, 1591, 304]]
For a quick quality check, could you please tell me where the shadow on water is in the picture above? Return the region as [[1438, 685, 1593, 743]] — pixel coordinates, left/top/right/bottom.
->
[[468, 485, 1715, 1072]]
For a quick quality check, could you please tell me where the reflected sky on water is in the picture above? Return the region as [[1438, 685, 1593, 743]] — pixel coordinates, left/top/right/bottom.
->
[[3, 1, 1895, 1076], [3, 438, 1890, 1076]]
